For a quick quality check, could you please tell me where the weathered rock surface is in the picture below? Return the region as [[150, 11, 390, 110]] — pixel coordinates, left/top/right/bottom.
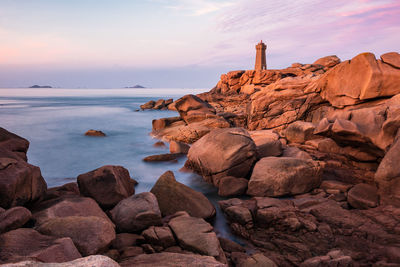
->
[[0, 127, 30, 161], [150, 171, 215, 219], [36, 216, 116, 256], [2, 255, 120, 267], [0, 206, 31, 233], [234, 253, 277, 267], [77, 165, 135, 209], [0, 228, 81, 263], [313, 55, 341, 68], [142, 226, 176, 248], [186, 128, 257, 186], [247, 157, 322, 197], [169, 140, 190, 154], [347, 183, 379, 209], [119, 252, 226, 267], [174, 94, 216, 123], [249, 130, 282, 157], [110, 192, 161, 232], [381, 52, 400, 69], [218, 176, 248, 197], [285, 121, 316, 143]]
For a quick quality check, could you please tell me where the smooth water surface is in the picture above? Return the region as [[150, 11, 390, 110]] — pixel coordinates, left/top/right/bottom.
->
[[0, 88, 238, 240]]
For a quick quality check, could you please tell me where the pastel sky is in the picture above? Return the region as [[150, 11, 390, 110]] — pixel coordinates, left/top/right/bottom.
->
[[0, 0, 399, 88]]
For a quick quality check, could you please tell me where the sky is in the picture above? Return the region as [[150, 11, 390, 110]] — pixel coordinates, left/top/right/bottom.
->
[[0, 0, 399, 88]]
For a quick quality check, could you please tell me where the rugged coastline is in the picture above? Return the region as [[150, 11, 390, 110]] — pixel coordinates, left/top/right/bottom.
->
[[1, 51, 400, 266]]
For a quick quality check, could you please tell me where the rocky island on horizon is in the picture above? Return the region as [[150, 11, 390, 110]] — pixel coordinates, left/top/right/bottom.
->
[[1, 42, 400, 267], [29, 85, 53, 88]]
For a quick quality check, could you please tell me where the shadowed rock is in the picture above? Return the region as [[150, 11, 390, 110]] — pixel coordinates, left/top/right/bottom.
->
[[0, 207, 31, 234]]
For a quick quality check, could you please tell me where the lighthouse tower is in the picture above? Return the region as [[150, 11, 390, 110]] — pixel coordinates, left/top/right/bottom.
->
[[255, 41, 267, 70]]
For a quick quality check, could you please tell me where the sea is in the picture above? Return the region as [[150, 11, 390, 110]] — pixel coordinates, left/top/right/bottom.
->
[[0, 88, 239, 240]]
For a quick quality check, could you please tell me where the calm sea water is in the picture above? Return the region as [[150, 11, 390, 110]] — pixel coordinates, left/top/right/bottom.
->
[[0, 88, 238, 240]]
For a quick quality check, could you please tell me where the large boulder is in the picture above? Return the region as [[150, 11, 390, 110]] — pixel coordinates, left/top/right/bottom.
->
[[218, 176, 248, 197], [313, 55, 341, 68], [0, 127, 29, 161], [110, 192, 161, 232], [347, 183, 379, 209], [186, 128, 258, 186], [168, 212, 226, 263], [3, 255, 120, 267], [317, 52, 400, 107], [249, 130, 282, 157], [0, 228, 81, 263], [119, 252, 226, 267], [142, 226, 176, 248], [285, 121, 316, 144], [247, 157, 322, 197], [32, 196, 112, 226], [0, 160, 47, 209], [381, 52, 400, 69], [77, 165, 135, 209], [36, 216, 115, 256], [174, 94, 216, 123], [150, 171, 216, 219], [0, 207, 31, 233]]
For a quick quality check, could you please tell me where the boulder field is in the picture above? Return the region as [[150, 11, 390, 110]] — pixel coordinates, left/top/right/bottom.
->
[[2, 51, 400, 266]]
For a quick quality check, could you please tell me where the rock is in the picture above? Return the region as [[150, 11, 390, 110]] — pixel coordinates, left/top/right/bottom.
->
[[235, 253, 277, 267], [0, 127, 30, 161], [77, 165, 135, 209], [285, 121, 316, 143], [317, 52, 400, 107], [110, 192, 162, 232], [44, 183, 80, 200], [169, 141, 190, 154], [381, 52, 400, 69], [186, 128, 257, 186], [84, 129, 106, 137], [153, 99, 166, 110], [143, 153, 183, 162], [152, 117, 183, 131], [168, 212, 226, 262], [0, 206, 31, 233], [375, 136, 400, 207], [247, 157, 322, 197], [153, 141, 166, 148], [0, 157, 17, 170], [120, 246, 144, 259], [32, 196, 112, 226], [119, 252, 226, 267], [111, 233, 144, 251], [313, 55, 341, 68], [347, 183, 379, 209], [150, 171, 215, 219], [174, 94, 216, 123], [36, 216, 116, 256], [0, 160, 47, 209], [282, 146, 313, 160], [140, 100, 155, 110], [142, 226, 176, 248], [249, 130, 282, 157], [3, 255, 120, 267], [224, 206, 253, 229], [320, 180, 352, 193], [218, 237, 246, 253], [218, 176, 248, 197], [0, 228, 81, 263]]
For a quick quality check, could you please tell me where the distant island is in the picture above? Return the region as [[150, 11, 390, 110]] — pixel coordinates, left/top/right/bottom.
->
[[125, 85, 146, 88], [29, 85, 52, 88]]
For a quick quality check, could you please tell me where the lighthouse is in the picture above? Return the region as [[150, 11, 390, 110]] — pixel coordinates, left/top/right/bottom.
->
[[255, 41, 267, 70]]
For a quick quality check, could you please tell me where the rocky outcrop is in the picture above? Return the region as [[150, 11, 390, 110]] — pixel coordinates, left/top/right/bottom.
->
[[150, 171, 215, 219], [77, 165, 135, 209], [0, 228, 81, 263], [110, 192, 162, 232], [247, 157, 322, 197], [186, 128, 257, 186], [174, 94, 216, 123]]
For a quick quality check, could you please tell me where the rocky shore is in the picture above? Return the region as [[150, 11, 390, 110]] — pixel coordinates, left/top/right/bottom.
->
[[1, 51, 400, 266]]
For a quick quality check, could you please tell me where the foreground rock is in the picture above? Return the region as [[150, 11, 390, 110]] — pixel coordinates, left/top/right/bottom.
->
[[0, 228, 81, 263], [168, 212, 226, 263], [0, 127, 30, 161], [2, 255, 120, 267], [36, 216, 116, 256], [77, 165, 135, 209], [150, 171, 216, 219], [247, 157, 322, 197], [0, 207, 31, 233], [186, 128, 257, 186], [110, 192, 161, 232], [120, 252, 226, 267], [84, 129, 106, 137], [174, 94, 216, 123]]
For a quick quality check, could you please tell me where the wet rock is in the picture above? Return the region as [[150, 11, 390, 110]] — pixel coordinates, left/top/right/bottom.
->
[[32, 196, 112, 226], [150, 171, 215, 219], [168, 212, 226, 263], [36, 216, 116, 256], [77, 165, 135, 209], [143, 153, 183, 162], [169, 140, 190, 154], [186, 128, 257, 186], [142, 226, 176, 248], [84, 129, 106, 137], [347, 183, 379, 209], [0, 228, 81, 263], [119, 252, 226, 267], [110, 192, 162, 233], [174, 94, 216, 123], [0, 206, 31, 233], [247, 157, 322, 197], [249, 130, 282, 157], [218, 176, 248, 197], [285, 121, 316, 144]]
